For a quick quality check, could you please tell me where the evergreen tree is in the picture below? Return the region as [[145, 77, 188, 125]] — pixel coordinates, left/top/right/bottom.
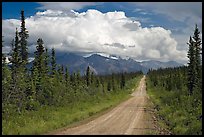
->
[[76, 70, 81, 84], [65, 66, 69, 85], [192, 24, 202, 92], [31, 38, 46, 104], [86, 66, 91, 87], [187, 25, 202, 95], [70, 73, 74, 84], [35, 38, 45, 75], [44, 48, 49, 75], [70, 72, 77, 87], [51, 48, 56, 76], [57, 65, 61, 78], [111, 73, 116, 91], [19, 10, 29, 65], [10, 28, 21, 80], [120, 73, 125, 89], [61, 64, 64, 75], [9, 29, 21, 105], [107, 81, 111, 91], [91, 72, 94, 84], [95, 77, 100, 88], [27, 66, 39, 110], [187, 36, 196, 95], [59, 64, 64, 82], [5, 28, 28, 112]]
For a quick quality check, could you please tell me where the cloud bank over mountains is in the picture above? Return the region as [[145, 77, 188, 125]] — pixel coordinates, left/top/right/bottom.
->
[[2, 9, 187, 63]]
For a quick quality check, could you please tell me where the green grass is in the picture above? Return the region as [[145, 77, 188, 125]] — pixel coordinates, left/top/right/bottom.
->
[[2, 75, 143, 135], [146, 77, 202, 135]]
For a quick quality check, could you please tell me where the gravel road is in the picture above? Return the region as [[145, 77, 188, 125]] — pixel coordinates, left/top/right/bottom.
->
[[54, 75, 153, 135]]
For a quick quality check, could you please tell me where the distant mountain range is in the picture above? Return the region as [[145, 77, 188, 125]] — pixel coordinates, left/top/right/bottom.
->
[[54, 52, 184, 75], [5, 52, 184, 75]]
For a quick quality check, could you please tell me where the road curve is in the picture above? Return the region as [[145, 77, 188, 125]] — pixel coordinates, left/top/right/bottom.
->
[[54, 75, 151, 135]]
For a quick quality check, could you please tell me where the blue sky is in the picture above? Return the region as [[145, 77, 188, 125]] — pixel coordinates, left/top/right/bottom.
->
[[2, 2, 202, 64], [2, 2, 42, 19], [2, 2, 193, 29]]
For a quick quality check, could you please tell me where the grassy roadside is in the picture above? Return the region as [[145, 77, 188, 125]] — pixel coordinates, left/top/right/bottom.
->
[[145, 76, 202, 135], [144, 92, 172, 135], [2, 75, 143, 135], [145, 77, 174, 135]]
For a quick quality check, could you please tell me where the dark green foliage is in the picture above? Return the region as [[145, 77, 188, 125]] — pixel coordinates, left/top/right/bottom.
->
[[91, 71, 94, 84], [2, 57, 12, 113], [44, 48, 50, 75], [86, 66, 91, 87], [192, 25, 202, 93], [76, 70, 81, 84], [147, 66, 188, 92], [10, 28, 21, 80], [120, 73, 125, 89], [4, 28, 29, 113], [4, 11, 30, 113], [147, 66, 202, 135], [19, 10, 29, 65], [65, 66, 69, 85], [51, 48, 56, 76], [187, 25, 202, 94], [95, 77, 100, 88], [187, 37, 196, 94], [33, 38, 45, 75], [107, 81, 111, 91]]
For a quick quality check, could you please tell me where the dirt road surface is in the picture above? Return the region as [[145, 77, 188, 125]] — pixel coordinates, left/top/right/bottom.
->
[[54, 75, 154, 135]]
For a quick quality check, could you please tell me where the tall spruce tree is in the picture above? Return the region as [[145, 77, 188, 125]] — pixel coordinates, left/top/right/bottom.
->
[[44, 48, 49, 75], [187, 36, 196, 95], [34, 38, 45, 75], [51, 48, 57, 76], [86, 66, 91, 87], [91, 72, 94, 84], [10, 28, 21, 79], [76, 70, 81, 84], [9, 29, 21, 103], [192, 24, 202, 92], [19, 10, 29, 65], [187, 25, 202, 94], [31, 38, 46, 104], [65, 66, 69, 85], [7, 28, 27, 111]]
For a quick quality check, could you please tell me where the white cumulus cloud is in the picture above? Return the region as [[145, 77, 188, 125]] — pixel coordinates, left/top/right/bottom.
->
[[2, 9, 187, 63]]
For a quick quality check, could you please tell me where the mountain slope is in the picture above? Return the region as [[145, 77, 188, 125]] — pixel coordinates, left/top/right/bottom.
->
[[139, 60, 183, 70], [85, 54, 147, 74]]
